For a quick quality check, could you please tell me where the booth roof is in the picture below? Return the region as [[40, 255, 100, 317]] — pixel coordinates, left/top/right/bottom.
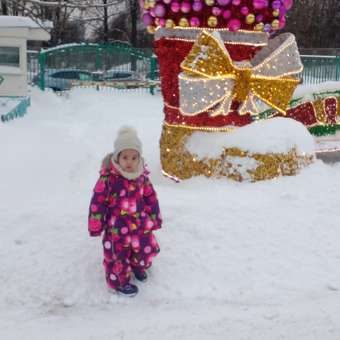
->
[[0, 16, 53, 29]]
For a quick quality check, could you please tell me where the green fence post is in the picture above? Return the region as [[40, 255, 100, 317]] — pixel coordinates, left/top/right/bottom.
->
[[335, 56, 340, 81], [95, 46, 103, 71], [149, 55, 158, 95], [95, 46, 103, 92], [38, 52, 46, 91]]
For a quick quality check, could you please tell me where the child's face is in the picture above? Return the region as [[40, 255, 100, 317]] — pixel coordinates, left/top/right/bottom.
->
[[118, 149, 140, 173]]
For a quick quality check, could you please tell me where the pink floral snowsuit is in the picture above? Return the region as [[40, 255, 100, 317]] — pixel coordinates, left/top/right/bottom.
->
[[88, 161, 162, 289]]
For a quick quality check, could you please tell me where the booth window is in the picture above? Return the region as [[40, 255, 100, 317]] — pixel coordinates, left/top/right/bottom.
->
[[0, 47, 20, 67]]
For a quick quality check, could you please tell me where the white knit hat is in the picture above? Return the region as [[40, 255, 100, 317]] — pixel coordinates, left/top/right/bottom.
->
[[113, 126, 142, 161]]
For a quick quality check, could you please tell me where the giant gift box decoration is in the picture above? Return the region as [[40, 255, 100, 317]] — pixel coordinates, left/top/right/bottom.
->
[[139, 0, 322, 182]]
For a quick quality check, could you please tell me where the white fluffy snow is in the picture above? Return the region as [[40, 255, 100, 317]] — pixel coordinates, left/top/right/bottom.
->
[[293, 81, 340, 100], [0, 97, 21, 115], [0, 15, 53, 29], [186, 117, 315, 158], [1, 87, 340, 340]]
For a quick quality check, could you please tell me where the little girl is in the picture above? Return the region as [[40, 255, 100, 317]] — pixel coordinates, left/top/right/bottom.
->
[[88, 126, 162, 296]]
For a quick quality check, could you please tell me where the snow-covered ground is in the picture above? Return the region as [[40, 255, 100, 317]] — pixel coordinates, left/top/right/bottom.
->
[[1, 87, 340, 340]]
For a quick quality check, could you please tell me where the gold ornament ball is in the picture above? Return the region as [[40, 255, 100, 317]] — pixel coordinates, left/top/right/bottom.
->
[[246, 14, 255, 24], [205, 0, 215, 6], [146, 0, 156, 8], [255, 22, 264, 31], [165, 19, 175, 28], [207, 16, 218, 27], [272, 9, 280, 17], [147, 25, 156, 34], [271, 19, 280, 30], [179, 17, 189, 27]]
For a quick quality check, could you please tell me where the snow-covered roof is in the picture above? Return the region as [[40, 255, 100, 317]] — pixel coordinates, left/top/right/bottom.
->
[[0, 16, 51, 41], [0, 16, 53, 29]]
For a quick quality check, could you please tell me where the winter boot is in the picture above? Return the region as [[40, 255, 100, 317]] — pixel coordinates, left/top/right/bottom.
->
[[133, 269, 148, 282], [117, 283, 138, 297]]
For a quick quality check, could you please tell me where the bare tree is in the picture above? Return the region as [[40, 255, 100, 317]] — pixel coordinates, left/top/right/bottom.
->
[[285, 0, 340, 49]]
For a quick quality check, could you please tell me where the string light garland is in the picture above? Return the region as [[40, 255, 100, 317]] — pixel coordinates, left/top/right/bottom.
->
[[154, 27, 269, 46], [160, 123, 314, 182], [164, 95, 340, 133]]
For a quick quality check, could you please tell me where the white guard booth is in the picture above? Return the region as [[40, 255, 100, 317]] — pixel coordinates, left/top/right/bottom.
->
[[0, 16, 51, 96]]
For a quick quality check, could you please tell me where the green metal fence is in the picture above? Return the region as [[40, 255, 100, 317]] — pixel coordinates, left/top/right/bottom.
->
[[300, 55, 340, 84], [31, 42, 158, 93], [27, 47, 340, 92]]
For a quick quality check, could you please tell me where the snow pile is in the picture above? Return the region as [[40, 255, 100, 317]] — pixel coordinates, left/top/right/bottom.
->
[[0, 87, 340, 340], [293, 81, 340, 100], [186, 117, 316, 158], [0, 97, 21, 115], [0, 15, 52, 29]]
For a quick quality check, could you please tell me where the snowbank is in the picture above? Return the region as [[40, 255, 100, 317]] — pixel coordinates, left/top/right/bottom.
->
[[0, 87, 340, 340], [0, 15, 52, 29], [186, 117, 315, 158]]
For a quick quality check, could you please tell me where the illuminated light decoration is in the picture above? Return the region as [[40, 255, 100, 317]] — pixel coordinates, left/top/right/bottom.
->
[[161, 169, 181, 182], [258, 94, 340, 137], [139, 0, 294, 32], [137, 2, 322, 182], [179, 30, 303, 116], [164, 121, 235, 132], [154, 27, 269, 46], [160, 123, 314, 182], [154, 28, 265, 129]]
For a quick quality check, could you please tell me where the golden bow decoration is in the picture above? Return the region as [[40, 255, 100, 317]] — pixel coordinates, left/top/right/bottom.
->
[[179, 31, 303, 116]]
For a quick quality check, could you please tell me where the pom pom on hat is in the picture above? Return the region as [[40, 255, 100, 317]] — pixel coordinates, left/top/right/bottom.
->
[[113, 126, 143, 161]]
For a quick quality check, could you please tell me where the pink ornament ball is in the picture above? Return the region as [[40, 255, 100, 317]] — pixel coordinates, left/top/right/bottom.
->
[[159, 18, 166, 26], [283, 0, 293, 10], [163, 0, 172, 3], [228, 18, 241, 31], [149, 8, 156, 17], [272, 0, 281, 10], [154, 4, 166, 17], [217, 0, 231, 5], [279, 16, 286, 28], [240, 6, 249, 15], [280, 6, 287, 16], [170, 2, 180, 13], [223, 9, 231, 19], [253, 0, 268, 10], [256, 14, 263, 22], [232, 0, 241, 5], [212, 6, 222, 16], [190, 17, 201, 26], [181, 2, 191, 13], [192, 1, 203, 12], [142, 13, 154, 26]]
